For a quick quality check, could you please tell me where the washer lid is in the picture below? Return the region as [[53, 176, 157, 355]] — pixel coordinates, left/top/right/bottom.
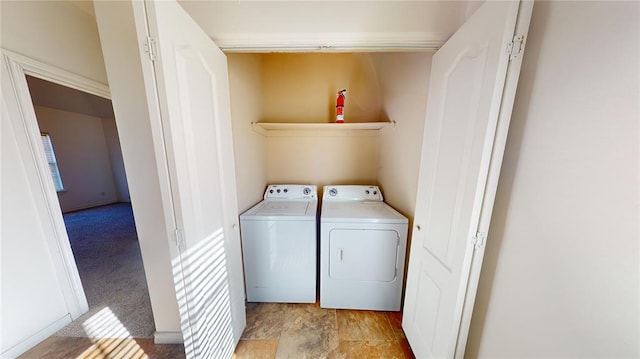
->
[[321, 201, 407, 224], [241, 199, 318, 220]]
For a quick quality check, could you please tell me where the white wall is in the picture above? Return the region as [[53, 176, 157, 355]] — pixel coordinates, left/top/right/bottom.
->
[[227, 51, 434, 210], [466, 1, 639, 357], [373, 52, 432, 299], [266, 133, 379, 189], [0, 1, 107, 84], [35, 106, 119, 212], [102, 117, 131, 202], [257, 53, 384, 190], [94, 1, 182, 339], [1, 2, 110, 356], [1, 98, 72, 357], [227, 54, 268, 212], [261, 53, 382, 123], [375, 52, 432, 220], [227, 52, 387, 204]]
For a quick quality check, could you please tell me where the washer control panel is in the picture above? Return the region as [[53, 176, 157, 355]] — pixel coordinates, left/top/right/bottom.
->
[[264, 184, 317, 200], [323, 185, 383, 201]]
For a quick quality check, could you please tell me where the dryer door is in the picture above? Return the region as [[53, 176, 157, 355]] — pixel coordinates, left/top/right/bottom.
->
[[329, 229, 399, 282]]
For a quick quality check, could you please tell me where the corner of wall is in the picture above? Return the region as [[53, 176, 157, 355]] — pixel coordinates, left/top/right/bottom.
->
[[227, 53, 268, 212]]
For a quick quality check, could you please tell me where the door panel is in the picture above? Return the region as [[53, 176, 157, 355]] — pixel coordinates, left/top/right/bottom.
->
[[132, 1, 246, 358], [424, 46, 488, 271], [403, 1, 533, 358], [173, 48, 224, 243], [414, 264, 441, 351], [329, 229, 399, 282]]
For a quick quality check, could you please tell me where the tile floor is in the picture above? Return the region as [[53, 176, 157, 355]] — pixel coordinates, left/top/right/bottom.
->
[[238, 301, 415, 359], [18, 302, 415, 359]]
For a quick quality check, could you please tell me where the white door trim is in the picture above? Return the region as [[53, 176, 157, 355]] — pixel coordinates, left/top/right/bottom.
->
[[2, 50, 111, 100], [402, 1, 534, 357], [454, 2, 535, 356], [0, 48, 108, 320]]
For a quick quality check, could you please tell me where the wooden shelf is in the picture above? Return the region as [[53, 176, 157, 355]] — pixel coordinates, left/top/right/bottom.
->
[[251, 121, 394, 137]]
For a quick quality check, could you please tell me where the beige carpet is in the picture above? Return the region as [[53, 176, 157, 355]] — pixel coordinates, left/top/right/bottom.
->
[[54, 203, 155, 338]]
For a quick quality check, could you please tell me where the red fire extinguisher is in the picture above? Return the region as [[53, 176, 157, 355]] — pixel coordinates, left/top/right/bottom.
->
[[336, 89, 346, 123]]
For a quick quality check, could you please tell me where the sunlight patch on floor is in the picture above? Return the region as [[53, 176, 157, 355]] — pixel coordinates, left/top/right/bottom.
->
[[76, 307, 148, 359]]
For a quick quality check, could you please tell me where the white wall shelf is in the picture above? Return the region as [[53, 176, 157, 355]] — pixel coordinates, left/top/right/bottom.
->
[[251, 121, 394, 137]]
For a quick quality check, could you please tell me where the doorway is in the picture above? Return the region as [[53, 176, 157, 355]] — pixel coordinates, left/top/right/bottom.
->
[[25, 76, 156, 339]]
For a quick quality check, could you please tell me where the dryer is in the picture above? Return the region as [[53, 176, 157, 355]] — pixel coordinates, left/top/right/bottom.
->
[[240, 184, 317, 303], [320, 185, 408, 311]]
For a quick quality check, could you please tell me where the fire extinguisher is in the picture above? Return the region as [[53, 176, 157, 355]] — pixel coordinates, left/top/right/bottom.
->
[[336, 89, 346, 123]]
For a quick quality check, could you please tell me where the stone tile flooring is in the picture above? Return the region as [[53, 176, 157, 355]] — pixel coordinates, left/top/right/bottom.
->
[[236, 302, 415, 359], [18, 302, 415, 359]]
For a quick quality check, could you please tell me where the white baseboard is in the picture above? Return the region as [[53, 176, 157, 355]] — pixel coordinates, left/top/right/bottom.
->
[[62, 199, 119, 213], [1, 315, 72, 359], [154, 331, 183, 344]]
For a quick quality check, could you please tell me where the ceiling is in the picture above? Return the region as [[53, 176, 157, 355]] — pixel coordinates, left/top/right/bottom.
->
[[179, 1, 467, 51], [27, 76, 115, 119], [71, 0, 468, 51]]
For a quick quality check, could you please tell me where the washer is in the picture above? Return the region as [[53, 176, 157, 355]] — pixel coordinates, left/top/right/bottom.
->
[[240, 184, 317, 303], [320, 185, 408, 311]]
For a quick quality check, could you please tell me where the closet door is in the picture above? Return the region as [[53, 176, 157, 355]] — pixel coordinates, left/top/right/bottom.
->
[[402, 1, 533, 358], [101, 1, 246, 358]]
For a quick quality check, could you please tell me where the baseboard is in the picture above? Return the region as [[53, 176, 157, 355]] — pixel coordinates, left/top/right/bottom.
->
[[154, 331, 183, 344], [1, 315, 72, 359], [61, 199, 119, 213]]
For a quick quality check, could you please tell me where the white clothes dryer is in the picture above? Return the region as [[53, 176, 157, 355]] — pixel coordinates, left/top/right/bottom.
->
[[240, 184, 318, 303], [320, 185, 408, 311]]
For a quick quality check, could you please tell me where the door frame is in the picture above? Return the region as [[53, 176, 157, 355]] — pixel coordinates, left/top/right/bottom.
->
[[400, 1, 534, 357], [1, 48, 111, 319], [454, 2, 534, 356]]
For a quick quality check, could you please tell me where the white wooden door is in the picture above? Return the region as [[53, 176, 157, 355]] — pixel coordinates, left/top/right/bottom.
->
[[402, 1, 533, 358], [132, 1, 246, 358]]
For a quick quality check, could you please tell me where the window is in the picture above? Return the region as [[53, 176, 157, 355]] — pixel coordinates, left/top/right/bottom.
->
[[40, 133, 64, 192]]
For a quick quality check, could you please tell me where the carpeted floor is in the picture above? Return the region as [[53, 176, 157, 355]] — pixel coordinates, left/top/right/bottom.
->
[[54, 202, 155, 339]]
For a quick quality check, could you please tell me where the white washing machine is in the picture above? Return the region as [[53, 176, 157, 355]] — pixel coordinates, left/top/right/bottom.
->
[[240, 184, 317, 303], [320, 185, 408, 311]]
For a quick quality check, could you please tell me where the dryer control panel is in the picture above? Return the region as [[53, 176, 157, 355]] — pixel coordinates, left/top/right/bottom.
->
[[264, 184, 317, 200], [323, 185, 383, 202]]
